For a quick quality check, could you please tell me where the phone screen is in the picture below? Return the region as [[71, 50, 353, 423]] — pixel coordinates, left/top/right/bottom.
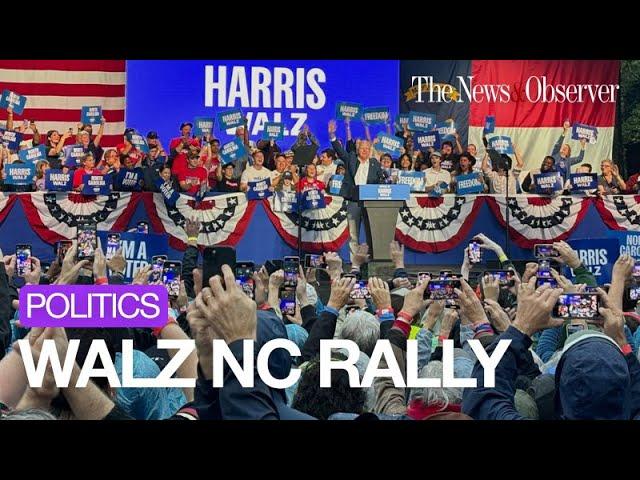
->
[[439, 270, 452, 280], [537, 259, 552, 278], [428, 279, 461, 300], [553, 294, 599, 319], [77, 223, 97, 260], [283, 256, 299, 288], [280, 288, 296, 316], [304, 254, 326, 269], [16, 244, 32, 277], [350, 280, 370, 300], [630, 286, 640, 301], [57, 240, 72, 263], [536, 276, 558, 288], [468, 241, 482, 264], [535, 244, 560, 258], [162, 261, 182, 297], [106, 233, 121, 260], [484, 270, 516, 287], [137, 222, 149, 234], [235, 262, 255, 300], [150, 255, 167, 282], [633, 263, 640, 278]]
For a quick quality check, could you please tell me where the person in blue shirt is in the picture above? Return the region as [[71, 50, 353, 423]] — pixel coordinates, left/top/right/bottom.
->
[[551, 121, 588, 182]]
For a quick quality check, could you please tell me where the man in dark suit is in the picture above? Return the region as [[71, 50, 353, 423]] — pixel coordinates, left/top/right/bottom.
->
[[328, 119, 385, 263]]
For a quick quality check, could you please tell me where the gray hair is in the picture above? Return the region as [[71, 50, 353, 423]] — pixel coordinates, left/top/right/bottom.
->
[[338, 310, 380, 357], [411, 360, 463, 409], [2, 408, 56, 420]]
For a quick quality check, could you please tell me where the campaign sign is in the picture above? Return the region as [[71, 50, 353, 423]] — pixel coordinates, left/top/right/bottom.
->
[[97, 231, 169, 283], [18, 145, 47, 163], [533, 172, 563, 194], [116, 168, 143, 191], [0, 89, 27, 115], [220, 138, 247, 164], [435, 119, 456, 141], [455, 173, 484, 195], [335, 101, 363, 120], [272, 190, 298, 213], [156, 178, 180, 206], [358, 184, 410, 200], [428, 181, 449, 198], [488, 135, 514, 154], [81, 106, 102, 125], [1, 129, 23, 150], [261, 122, 284, 141], [4, 164, 35, 185], [483, 115, 495, 134], [192, 116, 215, 137], [374, 132, 403, 156], [415, 131, 441, 150], [571, 123, 598, 145], [609, 232, 640, 260], [301, 189, 326, 210], [397, 171, 425, 192], [362, 106, 389, 125], [395, 113, 409, 130], [82, 174, 112, 195], [247, 178, 272, 200], [569, 173, 598, 191], [126, 132, 149, 154], [217, 108, 244, 131], [63, 144, 85, 167], [566, 238, 619, 285], [407, 111, 436, 132], [44, 170, 73, 191], [329, 174, 343, 195]]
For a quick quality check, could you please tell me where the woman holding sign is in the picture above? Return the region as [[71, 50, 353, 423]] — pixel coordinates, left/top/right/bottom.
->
[[72, 153, 102, 191]]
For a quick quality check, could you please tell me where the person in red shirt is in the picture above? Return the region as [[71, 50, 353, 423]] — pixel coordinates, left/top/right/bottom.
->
[[73, 153, 103, 190], [178, 152, 208, 195], [169, 122, 201, 176], [297, 163, 326, 193]]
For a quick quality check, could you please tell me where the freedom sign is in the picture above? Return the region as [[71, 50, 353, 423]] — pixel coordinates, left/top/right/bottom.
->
[[374, 132, 403, 156], [193, 116, 215, 137], [335, 101, 363, 120], [329, 174, 343, 195], [362, 106, 389, 125], [97, 231, 169, 283], [397, 171, 425, 192], [435, 119, 456, 141], [455, 173, 484, 195], [18, 145, 47, 163], [44, 170, 73, 191], [81, 106, 103, 125], [407, 111, 436, 132], [217, 108, 244, 131], [571, 123, 598, 144], [0, 89, 27, 115], [220, 138, 247, 164]]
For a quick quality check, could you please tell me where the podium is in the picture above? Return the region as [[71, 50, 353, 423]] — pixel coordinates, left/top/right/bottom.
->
[[359, 185, 410, 261]]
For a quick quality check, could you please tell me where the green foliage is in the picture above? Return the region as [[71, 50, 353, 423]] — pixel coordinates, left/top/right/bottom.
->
[[621, 60, 640, 146]]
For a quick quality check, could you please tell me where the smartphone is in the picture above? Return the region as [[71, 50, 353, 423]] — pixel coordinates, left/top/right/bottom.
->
[[56, 240, 73, 263], [629, 286, 640, 301], [350, 280, 371, 300], [15, 244, 32, 277], [235, 261, 255, 300], [553, 293, 599, 320], [280, 287, 296, 316], [76, 222, 97, 260], [304, 254, 327, 269], [137, 221, 149, 234], [203, 246, 236, 289], [283, 256, 300, 288], [428, 279, 461, 300], [105, 233, 121, 260], [162, 260, 182, 298], [150, 255, 167, 282], [534, 244, 560, 258], [439, 270, 453, 279], [417, 272, 431, 299], [483, 270, 516, 288], [536, 276, 558, 288], [264, 260, 279, 276], [468, 241, 482, 264], [537, 259, 552, 278], [633, 262, 640, 278], [566, 323, 586, 336]]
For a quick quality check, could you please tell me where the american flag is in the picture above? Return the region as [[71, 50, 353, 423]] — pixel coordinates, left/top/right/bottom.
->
[[0, 60, 125, 149]]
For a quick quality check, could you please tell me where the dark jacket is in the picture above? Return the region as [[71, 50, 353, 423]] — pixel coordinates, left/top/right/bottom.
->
[[181, 245, 199, 299], [330, 139, 384, 201], [0, 264, 12, 360]]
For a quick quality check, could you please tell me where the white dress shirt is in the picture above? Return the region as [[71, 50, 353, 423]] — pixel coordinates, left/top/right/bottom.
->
[[354, 159, 370, 185]]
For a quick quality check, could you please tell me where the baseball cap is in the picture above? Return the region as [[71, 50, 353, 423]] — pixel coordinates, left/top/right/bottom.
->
[[284, 150, 294, 158], [146, 131, 159, 139], [430, 151, 442, 159], [180, 122, 193, 130], [282, 171, 293, 180]]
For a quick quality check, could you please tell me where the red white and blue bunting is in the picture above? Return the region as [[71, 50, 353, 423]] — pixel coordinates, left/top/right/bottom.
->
[[263, 195, 350, 253], [594, 195, 640, 231], [395, 195, 485, 253], [20, 192, 139, 243], [143, 192, 256, 250], [0, 193, 17, 225], [485, 194, 592, 249]]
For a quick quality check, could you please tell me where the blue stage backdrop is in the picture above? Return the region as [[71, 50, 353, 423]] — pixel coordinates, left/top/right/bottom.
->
[[126, 60, 400, 148]]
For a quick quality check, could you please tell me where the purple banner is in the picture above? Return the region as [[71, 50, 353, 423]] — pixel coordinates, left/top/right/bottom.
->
[[19, 285, 168, 328]]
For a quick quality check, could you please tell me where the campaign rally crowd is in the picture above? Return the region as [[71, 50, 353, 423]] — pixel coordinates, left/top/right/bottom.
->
[[1, 103, 640, 421]]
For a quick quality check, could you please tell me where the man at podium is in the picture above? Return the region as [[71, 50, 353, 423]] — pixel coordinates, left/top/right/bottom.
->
[[328, 119, 385, 263]]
